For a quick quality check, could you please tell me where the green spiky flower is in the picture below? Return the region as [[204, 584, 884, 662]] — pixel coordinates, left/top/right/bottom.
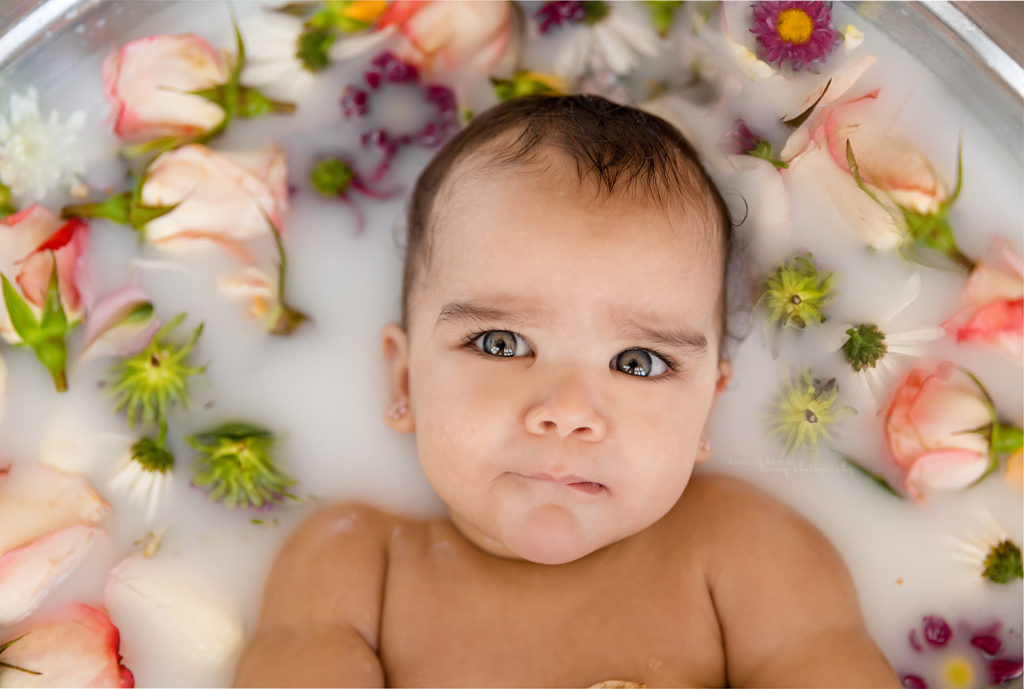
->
[[982, 539, 1023, 584], [757, 253, 836, 329], [842, 323, 888, 371], [188, 422, 297, 509], [772, 370, 853, 455], [110, 314, 205, 428]]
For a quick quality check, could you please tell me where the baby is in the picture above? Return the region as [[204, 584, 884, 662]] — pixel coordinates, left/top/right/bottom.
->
[[234, 95, 898, 688]]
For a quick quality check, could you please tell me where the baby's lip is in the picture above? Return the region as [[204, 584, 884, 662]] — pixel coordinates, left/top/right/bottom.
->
[[523, 473, 606, 494]]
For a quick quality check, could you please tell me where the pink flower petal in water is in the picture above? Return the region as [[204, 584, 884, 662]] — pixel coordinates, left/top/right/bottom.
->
[[79, 283, 160, 362], [989, 658, 1023, 684], [0, 206, 89, 343], [0, 524, 104, 625], [0, 463, 110, 557], [971, 634, 1003, 657], [140, 144, 289, 253], [0, 603, 133, 687], [102, 34, 227, 141]]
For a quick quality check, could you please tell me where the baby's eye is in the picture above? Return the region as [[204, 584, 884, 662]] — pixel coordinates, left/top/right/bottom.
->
[[612, 348, 669, 378], [474, 330, 531, 357]]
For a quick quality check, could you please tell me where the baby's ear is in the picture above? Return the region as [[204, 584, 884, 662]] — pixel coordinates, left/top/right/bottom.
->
[[714, 359, 733, 400], [381, 323, 415, 433]]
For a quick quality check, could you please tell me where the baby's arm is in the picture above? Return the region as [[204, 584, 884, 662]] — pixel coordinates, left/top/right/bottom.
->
[[233, 502, 393, 687], [695, 475, 899, 688]]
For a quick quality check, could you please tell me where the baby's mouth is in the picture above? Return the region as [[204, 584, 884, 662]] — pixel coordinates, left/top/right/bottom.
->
[[521, 473, 607, 495]]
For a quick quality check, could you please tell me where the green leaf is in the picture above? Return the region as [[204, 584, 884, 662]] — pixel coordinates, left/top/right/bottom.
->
[[62, 192, 133, 225], [840, 455, 905, 499], [128, 201, 178, 231], [1, 272, 40, 344], [0, 182, 16, 218], [644, 1, 682, 37], [783, 78, 831, 129], [296, 26, 336, 72], [39, 256, 68, 336]]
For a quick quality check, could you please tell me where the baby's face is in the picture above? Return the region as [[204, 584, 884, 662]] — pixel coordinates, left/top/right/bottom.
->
[[387, 153, 730, 564]]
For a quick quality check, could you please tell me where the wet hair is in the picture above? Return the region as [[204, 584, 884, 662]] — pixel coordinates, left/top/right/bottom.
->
[[400, 93, 737, 352]]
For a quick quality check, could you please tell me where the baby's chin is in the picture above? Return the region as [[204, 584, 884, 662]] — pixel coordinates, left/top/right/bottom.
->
[[499, 504, 607, 565]]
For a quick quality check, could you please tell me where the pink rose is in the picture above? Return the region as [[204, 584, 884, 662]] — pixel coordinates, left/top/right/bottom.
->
[[884, 362, 993, 498], [103, 34, 228, 141], [943, 238, 1024, 359], [0, 463, 111, 624], [783, 91, 949, 252], [0, 205, 88, 344], [378, 1, 516, 76], [0, 604, 133, 687], [139, 144, 289, 255]]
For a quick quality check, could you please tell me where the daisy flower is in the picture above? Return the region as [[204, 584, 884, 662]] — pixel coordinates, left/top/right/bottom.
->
[[837, 273, 945, 403], [108, 439, 173, 522], [536, 1, 662, 81], [771, 369, 853, 455], [947, 511, 1023, 585], [749, 1, 841, 71], [0, 88, 86, 203], [756, 252, 836, 330]]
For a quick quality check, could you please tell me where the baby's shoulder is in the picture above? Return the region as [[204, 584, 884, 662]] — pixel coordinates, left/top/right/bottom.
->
[[284, 499, 409, 556]]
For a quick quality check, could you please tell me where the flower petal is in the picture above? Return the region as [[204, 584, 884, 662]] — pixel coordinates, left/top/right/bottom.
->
[[904, 449, 990, 496], [0, 603, 134, 687], [104, 554, 244, 667], [0, 462, 110, 556], [79, 283, 160, 362], [0, 524, 103, 625], [103, 34, 227, 140]]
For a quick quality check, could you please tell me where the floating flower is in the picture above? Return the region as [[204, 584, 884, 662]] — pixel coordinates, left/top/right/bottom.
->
[[884, 362, 1023, 499], [309, 155, 399, 231], [900, 615, 1023, 689], [0, 182, 15, 218], [749, 1, 841, 71], [103, 32, 293, 149], [948, 512, 1024, 585], [67, 144, 289, 257], [756, 253, 835, 330], [78, 283, 160, 363], [0, 88, 86, 204], [105, 554, 243, 667], [240, 4, 392, 100], [722, 119, 788, 169], [108, 314, 205, 518], [771, 369, 852, 455], [837, 273, 945, 402], [187, 422, 296, 509], [0, 463, 110, 625], [0, 604, 134, 687], [783, 91, 973, 271], [943, 237, 1023, 360], [340, 52, 459, 184], [378, 1, 516, 77], [536, 1, 661, 80]]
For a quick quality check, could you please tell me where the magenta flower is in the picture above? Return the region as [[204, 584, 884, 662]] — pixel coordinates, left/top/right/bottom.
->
[[901, 615, 1022, 689], [534, 1, 587, 34], [749, 1, 841, 70]]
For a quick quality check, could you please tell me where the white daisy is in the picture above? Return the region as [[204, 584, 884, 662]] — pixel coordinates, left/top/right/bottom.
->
[[836, 272, 945, 404], [0, 87, 86, 203], [240, 10, 393, 101], [108, 445, 172, 522], [551, 4, 662, 81], [947, 510, 1022, 585]]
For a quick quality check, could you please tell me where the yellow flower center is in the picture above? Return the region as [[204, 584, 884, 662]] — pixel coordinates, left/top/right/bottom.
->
[[940, 656, 974, 689], [776, 8, 814, 44]]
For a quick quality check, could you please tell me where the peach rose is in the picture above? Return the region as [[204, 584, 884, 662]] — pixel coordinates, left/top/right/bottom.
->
[[378, 1, 516, 76], [103, 34, 228, 141], [139, 144, 289, 256], [884, 362, 993, 498], [0, 205, 88, 344], [944, 237, 1023, 359]]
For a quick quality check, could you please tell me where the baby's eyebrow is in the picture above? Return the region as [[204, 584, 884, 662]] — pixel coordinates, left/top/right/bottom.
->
[[435, 301, 546, 328], [617, 321, 708, 354]]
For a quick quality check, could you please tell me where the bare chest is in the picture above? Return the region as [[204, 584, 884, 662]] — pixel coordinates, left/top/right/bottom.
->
[[378, 528, 725, 687]]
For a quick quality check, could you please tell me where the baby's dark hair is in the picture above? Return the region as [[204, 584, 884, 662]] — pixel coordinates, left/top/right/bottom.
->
[[401, 94, 736, 349]]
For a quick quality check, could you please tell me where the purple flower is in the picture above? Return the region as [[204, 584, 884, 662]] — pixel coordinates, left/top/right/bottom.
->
[[749, 1, 841, 70], [971, 634, 1002, 657], [900, 676, 927, 689], [534, 1, 586, 34], [340, 87, 369, 119], [902, 616, 1023, 689], [989, 658, 1023, 684], [365, 51, 420, 88]]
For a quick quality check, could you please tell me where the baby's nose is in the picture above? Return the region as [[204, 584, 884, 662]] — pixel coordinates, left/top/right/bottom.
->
[[523, 375, 607, 441]]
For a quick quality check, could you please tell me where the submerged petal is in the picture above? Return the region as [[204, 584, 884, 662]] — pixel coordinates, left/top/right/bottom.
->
[[0, 603, 134, 687], [0, 524, 104, 625], [105, 554, 244, 667]]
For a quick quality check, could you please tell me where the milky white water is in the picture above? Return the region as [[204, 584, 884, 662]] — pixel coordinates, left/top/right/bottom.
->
[[0, 2, 1021, 687]]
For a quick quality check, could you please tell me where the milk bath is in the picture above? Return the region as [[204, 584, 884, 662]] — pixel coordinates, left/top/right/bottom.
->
[[0, 1, 1021, 687]]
